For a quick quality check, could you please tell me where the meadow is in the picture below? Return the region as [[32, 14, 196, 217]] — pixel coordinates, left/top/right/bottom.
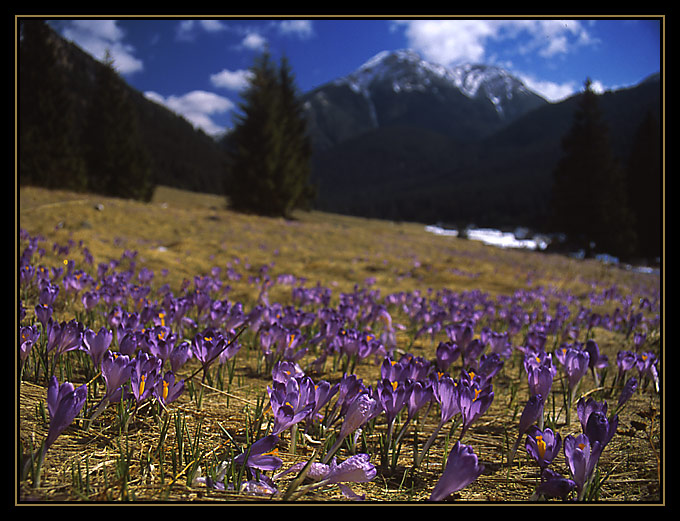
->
[[17, 185, 662, 503]]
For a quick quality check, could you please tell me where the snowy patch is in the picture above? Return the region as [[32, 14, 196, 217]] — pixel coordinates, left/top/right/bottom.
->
[[425, 225, 548, 251]]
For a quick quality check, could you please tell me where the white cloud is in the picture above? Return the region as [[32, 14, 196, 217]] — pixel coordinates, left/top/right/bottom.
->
[[59, 19, 143, 75], [144, 90, 234, 135], [589, 80, 605, 94], [210, 68, 254, 91], [394, 19, 497, 65], [519, 75, 578, 102], [517, 73, 607, 103], [241, 31, 267, 50], [176, 19, 227, 41], [393, 19, 595, 66], [277, 19, 314, 39]]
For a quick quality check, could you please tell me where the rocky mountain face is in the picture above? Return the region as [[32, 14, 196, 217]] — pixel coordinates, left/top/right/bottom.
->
[[302, 49, 549, 151]]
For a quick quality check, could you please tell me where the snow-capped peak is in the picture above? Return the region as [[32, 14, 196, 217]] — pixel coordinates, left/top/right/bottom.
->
[[335, 49, 536, 113]]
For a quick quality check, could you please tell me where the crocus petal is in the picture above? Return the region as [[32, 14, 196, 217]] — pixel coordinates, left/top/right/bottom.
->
[[429, 442, 484, 501], [326, 453, 377, 484]]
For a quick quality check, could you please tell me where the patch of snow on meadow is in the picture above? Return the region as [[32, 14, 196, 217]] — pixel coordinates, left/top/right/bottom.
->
[[425, 225, 548, 251]]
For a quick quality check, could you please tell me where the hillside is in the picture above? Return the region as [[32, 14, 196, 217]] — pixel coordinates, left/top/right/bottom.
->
[[19, 21, 227, 195], [18, 185, 658, 302], [307, 60, 661, 230]]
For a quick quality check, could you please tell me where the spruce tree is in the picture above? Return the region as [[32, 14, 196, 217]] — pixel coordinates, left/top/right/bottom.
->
[[82, 50, 153, 201], [276, 56, 315, 212], [626, 110, 662, 260], [224, 50, 314, 218], [19, 19, 87, 191], [550, 79, 636, 258]]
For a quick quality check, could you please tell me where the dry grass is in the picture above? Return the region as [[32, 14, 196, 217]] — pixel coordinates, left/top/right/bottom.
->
[[17, 185, 662, 504]]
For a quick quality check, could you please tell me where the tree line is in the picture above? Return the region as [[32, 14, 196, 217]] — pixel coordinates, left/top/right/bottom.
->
[[549, 79, 661, 261], [19, 20, 154, 201]]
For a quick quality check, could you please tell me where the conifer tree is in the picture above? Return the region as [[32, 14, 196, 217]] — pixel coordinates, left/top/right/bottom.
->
[[550, 79, 636, 258], [19, 19, 87, 191], [276, 56, 315, 212], [224, 50, 314, 218], [82, 50, 153, 201], [626, 110, 662, 260]]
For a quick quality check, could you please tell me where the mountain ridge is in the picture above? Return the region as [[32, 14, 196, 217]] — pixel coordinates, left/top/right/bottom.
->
[[302, 49, 549, 150], [304, 49, 661, 230]]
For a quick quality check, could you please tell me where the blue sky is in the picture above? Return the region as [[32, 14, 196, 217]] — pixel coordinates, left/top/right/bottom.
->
[[46, 17, 662, 137]]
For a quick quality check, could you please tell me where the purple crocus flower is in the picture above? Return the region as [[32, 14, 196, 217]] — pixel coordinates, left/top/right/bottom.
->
[[584, 339, 608, 371], [271, 360, 305, 384], [326, 373, 366, 425], [130, 352, 162, 403], [218, 333, 242, 364], [192, 328, 227, 373], [435, 341, 461, 372], [338, 392, 381, 440], [525, 426, 561, 469], [429, 441, 485, 501], [168, 340, 192, 374], [322, 453, 377, 500], [82, 326, 113, 369], [584, 411, 618, 450], [323, 392, 381, 464], [380, 357, 406, 383], [471, 353, 504, 386], [118, 330, 141, 357], [616, 377, 638, 411], [563, 433, 602, 498], [576, 397, 608, 433], [526, 363, 555, 402], [616, 350, 638, 381], [308, 379, 339, 425], [405, 380, 433, 420], [584, 339, 608, 385], [155, 371, 184, 405], [100, 351, 134, 403], [141, 326, 176, 366], [376, 378, 407, 435], [558, 345, 590, 398], [267, 377, 316, 436], [45, 376, 88, 450], [45, 318, 84, 358], [535, 468, 576, 500], [34, 303, 53, 329], [20, 325, 40, 364], [415, 374, 462, 467], [233, 434, 283, 472], [457, 379, 494, 439], [275, 453, 377, 500], [508, 394, 544, 466], [81, 290, 100, 312], [431, 372, 461, 426], [39, 282, 60, 307], [485, 330, 513, 358], [636, 352, 659, 392]]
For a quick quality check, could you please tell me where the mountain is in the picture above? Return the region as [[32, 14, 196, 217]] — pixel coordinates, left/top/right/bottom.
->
[[302, 49, 548, 150], [304, 50, 661, 230]]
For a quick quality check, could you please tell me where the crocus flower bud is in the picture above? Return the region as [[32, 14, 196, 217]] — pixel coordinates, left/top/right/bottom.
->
[[45, 376, 88, 451], [429, 442, 484, 501]]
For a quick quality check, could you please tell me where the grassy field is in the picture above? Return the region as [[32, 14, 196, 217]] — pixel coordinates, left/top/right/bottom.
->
[[17, 185, 662, 503]]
